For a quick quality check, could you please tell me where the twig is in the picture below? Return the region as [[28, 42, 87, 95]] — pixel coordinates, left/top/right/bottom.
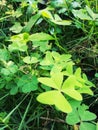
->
[[40, 117, 65, 123]]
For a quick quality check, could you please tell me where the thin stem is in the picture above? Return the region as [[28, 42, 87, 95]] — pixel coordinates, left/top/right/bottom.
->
[[18, 96, 32, 130]]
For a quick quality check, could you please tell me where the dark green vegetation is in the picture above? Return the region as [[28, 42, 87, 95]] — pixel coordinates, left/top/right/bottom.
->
[[0, 0, 98, 130]]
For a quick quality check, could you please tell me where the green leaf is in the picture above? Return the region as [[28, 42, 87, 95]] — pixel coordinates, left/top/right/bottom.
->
[[1, 61, 18, 76], [17, 75, 38, 93], [10, 87, 18, 95], [23, 56, 38, 64], [52, 51, 61, 61], [78, 85, 93, 95], [41, 10, 53, 19], [40, 51, 54, 66], [55, 91, 72, 113], [66, 109, 80, 125], [80, 122, 96, 130], [51, 71, 63, 89], [8, 33, 29, 52], [74, 68, 81, 77], [9, 33, 29, 43], [8, 42, 27, 52], [37, 90, 56, 105], [66, 62, 73, 75], [52, 19, 72, 25], [22, 13, 40, 32], [29, 32, 54, 41], [33, 41, 51, 52], [37, 90, 72, 113], [95, 73, 98, 78], [38, 77, 59, 89], [1, 68, 10, 76], [72, 9, 92, 20], [0, 49, 10, 61], [38, 71, 63, 90], [10, 22, 23, 33], [86, 6, 95, 20], [78, 109, 96, 121], [62, 76, 82, 89], [62, 88, 82, 101]]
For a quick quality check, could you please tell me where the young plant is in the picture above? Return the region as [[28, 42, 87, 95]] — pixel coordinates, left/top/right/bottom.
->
[[37, 51, 94, 113], [66, 101, 97, 130]]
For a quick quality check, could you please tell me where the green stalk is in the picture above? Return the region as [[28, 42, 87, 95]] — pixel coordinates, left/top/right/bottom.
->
[[18, 96, 32, 130], [3, 94, 29, 123]]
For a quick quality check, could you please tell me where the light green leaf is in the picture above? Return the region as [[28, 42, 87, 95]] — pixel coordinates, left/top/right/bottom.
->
[[50, 71, 63, 89], [41, 10, 53, 19], [17, 75, 38, 93], [38, 71, 63, 90], [8, 42, 27, 52], [0, 49, 10, 61], [86, 6, 95, 20], [33, 41, 51, 52], [37, 90, 57, 105], [60, 54, 72, 62], [74, 68, 81, 77], [40, 51, 54, 65], [38, 77, 59, 89], [95, 73, 98, 78], [1, 61, 18, 76], [10, 33, 29, 43], [78, 109, 96, 121], [62, 76, 78, 89], [78, 86, 93, 95], [10, 87, 18, 95], [23, 56, 38, 64], [29, 32, 54, 41], [54, 92, 72, 113], [10, 22, 23, 33], [52, 51, 61, 61], [22, 13, 40, 32], [1, 68, 10, 76], [37, 91, 72, 113], [62, 88, 82, 100], [80, 122, 96, 130], [72, 9, 92, 20], [52, 19, 72, 25], [66, 109, 80, 125], [66, 62, 73, 75]]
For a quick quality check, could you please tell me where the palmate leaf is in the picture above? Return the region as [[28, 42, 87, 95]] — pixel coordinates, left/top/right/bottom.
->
[[78, 85, 93, 95], [62, 88, 82, 101], [61, 76, 83, 100], [37, 90, 72, 113], [78, 106, 96, 121], [66, 109, 80, 125], [80, 122, 96, 130], [40, 51, 54, 66], [38, 77, 58, 89], [0, 49, 10, 61], [23, 56, 38, 64], [38, 71, 63, 90], [17, 74, 38, 93], [62, 76, 82, 89], [50, 71, 63, 89]]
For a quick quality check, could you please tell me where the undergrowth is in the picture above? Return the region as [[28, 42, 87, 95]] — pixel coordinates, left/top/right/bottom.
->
[[0, 0, 98, 130]]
